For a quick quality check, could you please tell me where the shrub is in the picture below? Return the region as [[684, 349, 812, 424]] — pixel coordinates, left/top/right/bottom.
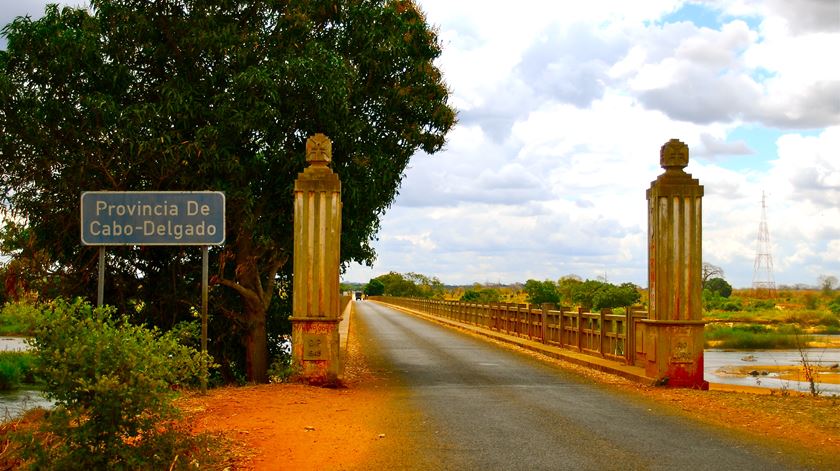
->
[[704, 324, 809, 349], [705, 277, 733, 298], [524, 279, 560, 306], [461, 288, 502, 304], [22, 298, 212, 469], [0, 351, 36, 390], [0, 299, 43, 336], [828, 296, 840, 315]]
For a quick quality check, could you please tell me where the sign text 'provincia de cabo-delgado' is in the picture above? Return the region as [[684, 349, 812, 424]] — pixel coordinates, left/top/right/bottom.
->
[[81, 192, 225, 246]]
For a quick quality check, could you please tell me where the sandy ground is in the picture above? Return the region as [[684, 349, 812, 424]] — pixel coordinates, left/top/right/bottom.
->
[[183, 311, 840, 470], [179, 313, 439, 470]]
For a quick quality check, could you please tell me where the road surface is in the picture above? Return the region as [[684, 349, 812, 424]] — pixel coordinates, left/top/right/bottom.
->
[[354, 300, 805, 471]]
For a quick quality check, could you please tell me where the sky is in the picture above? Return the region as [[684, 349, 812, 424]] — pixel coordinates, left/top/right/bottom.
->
[[2, 1, 839, 288]]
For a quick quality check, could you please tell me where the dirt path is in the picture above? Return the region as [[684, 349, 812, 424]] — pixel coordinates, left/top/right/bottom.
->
[[181, 310, 442, 470]]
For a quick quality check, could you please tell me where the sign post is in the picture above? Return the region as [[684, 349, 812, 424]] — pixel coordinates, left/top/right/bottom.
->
[[81, 191, 225, 394]]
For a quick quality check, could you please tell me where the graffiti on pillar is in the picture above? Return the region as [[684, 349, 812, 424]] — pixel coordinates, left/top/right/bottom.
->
[[303, 333, 328, 360]]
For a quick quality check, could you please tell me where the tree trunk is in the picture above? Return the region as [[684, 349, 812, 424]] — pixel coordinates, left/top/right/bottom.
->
[[217, 235, 286, 384], [243, 305, 269, 383]]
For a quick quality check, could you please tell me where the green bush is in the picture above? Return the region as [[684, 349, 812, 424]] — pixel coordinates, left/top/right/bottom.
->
[[0, 351, 36, 390], [705, 277, 733, 298], [747, 299, 776, 311], [704, 324, 812, 349], [828, 296, 840, 314], [22, 298, 213, 469], [461, 288, 502, 304], [0, 299, 43, 336]]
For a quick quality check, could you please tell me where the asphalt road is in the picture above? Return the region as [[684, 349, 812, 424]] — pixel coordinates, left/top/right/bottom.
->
[[354, 300, 807, 471]]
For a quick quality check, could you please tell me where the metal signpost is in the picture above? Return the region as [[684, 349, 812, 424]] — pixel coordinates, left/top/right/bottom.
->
[[81, 191, 225, 394]]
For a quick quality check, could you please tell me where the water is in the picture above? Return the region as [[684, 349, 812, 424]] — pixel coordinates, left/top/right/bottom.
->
[[0, 389, 52, 420], [0, 337, 51, 420], [0, 337, 30, 352], [705, 349, 840, 395]]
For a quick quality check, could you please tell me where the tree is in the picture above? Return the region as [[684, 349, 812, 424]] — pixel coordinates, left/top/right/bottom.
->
[[523, 279, 560, 306], [461, 287, 501, 303], [702, 263, 725, 287], [570, 279, 606, 311], [557, 275, 582, 304], [373, 271, 443, 298], [818, 275, 838, 295], [363, 278, 385, 296], [705, 277, 732, 298], [0, 1, 456, 382], [592, 282, 641, 310]]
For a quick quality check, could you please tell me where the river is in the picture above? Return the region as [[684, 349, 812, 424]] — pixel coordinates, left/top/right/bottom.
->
[[0, 337, 52, 420], [705, 348, 840, 395]]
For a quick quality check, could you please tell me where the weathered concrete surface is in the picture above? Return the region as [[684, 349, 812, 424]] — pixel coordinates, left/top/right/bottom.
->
[[291, 133, 342, 385], [645, 139, 708, 388], [355, 301, 802, 470]]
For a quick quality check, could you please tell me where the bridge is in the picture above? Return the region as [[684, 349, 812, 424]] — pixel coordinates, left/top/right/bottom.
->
[[292, 135, 707, 389], [277, 134, 826, 469]]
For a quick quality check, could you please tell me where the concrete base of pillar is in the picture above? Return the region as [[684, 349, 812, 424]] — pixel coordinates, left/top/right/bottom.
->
[[290, 317, 342, 386], [641, 320, 709, 389]]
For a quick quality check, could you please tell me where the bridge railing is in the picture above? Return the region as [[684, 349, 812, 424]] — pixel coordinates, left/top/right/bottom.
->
[[369, 297, 648, 366]]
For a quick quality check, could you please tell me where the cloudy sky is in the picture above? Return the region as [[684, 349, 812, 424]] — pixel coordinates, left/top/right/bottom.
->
[[3, 1, 839, 288]]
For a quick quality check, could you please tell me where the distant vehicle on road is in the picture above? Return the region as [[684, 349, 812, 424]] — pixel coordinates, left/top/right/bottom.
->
[[354, 291, 363, 301]]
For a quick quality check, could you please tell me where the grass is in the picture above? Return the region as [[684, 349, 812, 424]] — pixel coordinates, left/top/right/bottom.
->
[[0, 300, 42, 337], [704, 324, 813, 349], [0, 351, 37, 391]]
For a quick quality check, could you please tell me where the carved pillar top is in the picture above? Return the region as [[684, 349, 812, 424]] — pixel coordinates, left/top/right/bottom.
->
[[306, 133, 332, 167], [660, 138, 689, 171]]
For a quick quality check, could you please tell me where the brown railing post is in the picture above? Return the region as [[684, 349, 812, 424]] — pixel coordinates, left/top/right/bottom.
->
[[540, 303, 549, 344], [599, 309, 606, 356], [577, 307, 584, 351], [625, 306, 633, 364]]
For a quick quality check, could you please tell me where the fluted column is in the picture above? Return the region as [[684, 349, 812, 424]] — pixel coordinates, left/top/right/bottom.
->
[[290, 133, 342, 385], [642, 139, 708, 389]]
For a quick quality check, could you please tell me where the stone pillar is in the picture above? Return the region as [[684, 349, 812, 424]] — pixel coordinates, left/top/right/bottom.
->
[[290, 133, 342, 385], [643, 139, 708, 389]]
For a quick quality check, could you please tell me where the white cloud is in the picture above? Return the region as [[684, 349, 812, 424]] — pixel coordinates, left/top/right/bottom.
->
[[6, 1, 839, 289]]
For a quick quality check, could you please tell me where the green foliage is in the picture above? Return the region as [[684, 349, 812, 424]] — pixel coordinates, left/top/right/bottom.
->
[[705, 277, 732, 298], [556, 275, 582, 304], [592, 282, 641, 311], [523, 279, 560, 306], [460, 288, 501, 304], [0, 298, 42, 336], [802, 293, 819, 310], [704, 324, 812, 349], [23, 298, 212, 468], [0, 351, 36, 390], [0, 0, 455, 382], [267, 337, 296, 384], [828, 296, 840, 315], [375, 272, 444, 299], [564, 279, 640, 311], [570, 280, 604, 310], [703, 290, 743, 311], [363, 278, 385, 297]]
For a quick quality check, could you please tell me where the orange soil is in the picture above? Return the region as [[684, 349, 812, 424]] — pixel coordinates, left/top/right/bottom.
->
[[180, 314, 427, 471], [181, 383, 385, 470]]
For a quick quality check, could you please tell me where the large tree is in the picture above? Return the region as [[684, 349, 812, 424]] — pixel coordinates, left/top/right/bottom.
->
[[0, 0, 455, 382]]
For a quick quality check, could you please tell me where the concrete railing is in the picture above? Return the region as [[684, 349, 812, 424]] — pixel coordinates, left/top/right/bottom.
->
[[370, 297, 648, 366]]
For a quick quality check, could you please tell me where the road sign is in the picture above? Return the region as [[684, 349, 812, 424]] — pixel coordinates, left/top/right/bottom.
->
[[81, 191, 225, 246]]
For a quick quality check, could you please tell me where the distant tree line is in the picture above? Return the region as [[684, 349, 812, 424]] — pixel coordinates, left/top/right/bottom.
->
[[363, 272, 444, 299], [521, 277, 641, 311]]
